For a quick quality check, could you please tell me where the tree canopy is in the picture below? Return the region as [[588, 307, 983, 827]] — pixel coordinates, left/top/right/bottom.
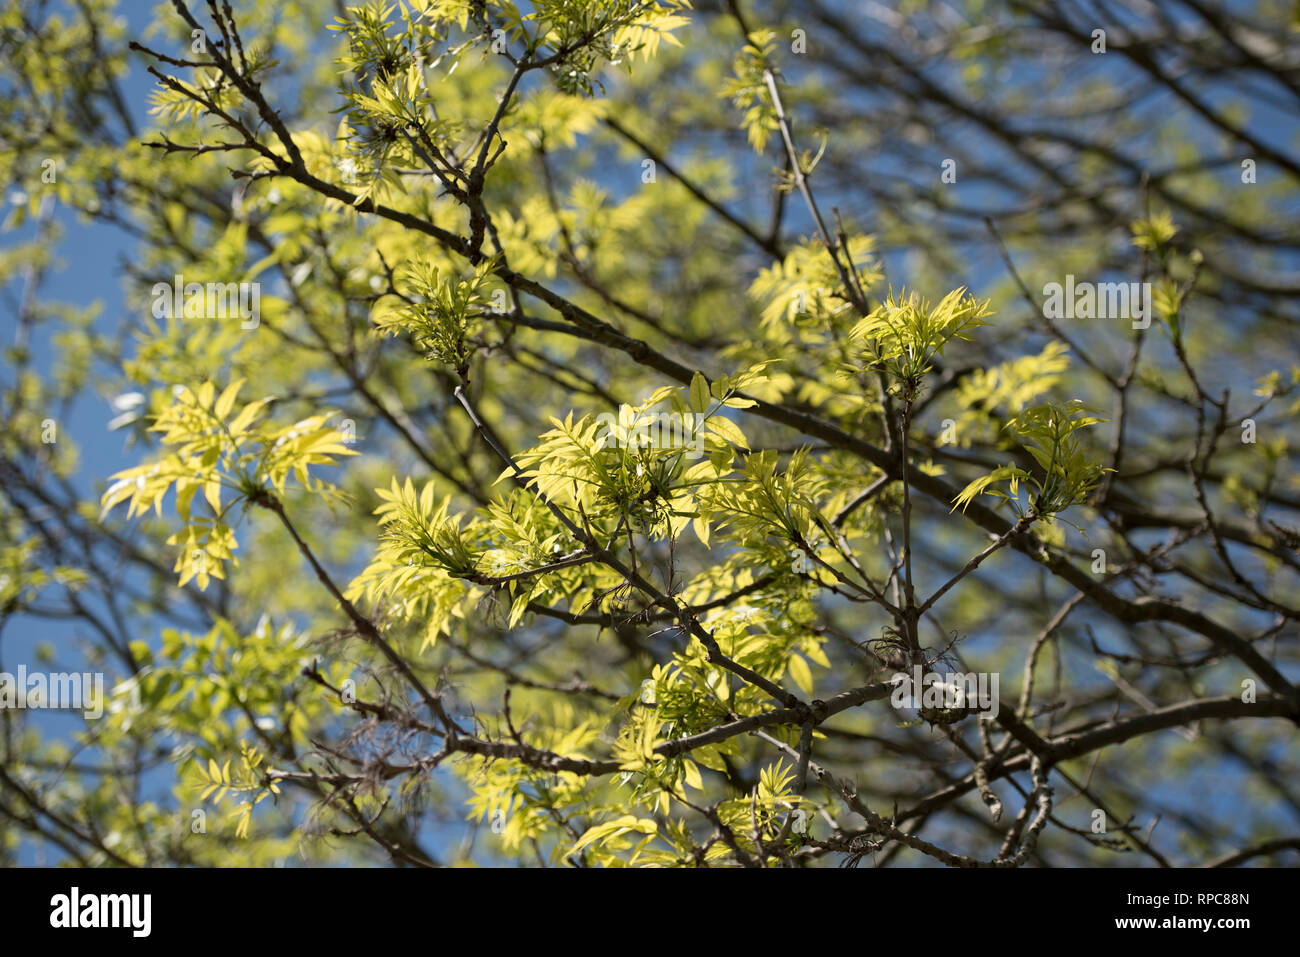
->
[[2, 0, 1298, 868]]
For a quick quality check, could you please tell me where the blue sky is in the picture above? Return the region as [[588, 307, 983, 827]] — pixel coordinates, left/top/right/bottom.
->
[[4, 0, 1298, 866]]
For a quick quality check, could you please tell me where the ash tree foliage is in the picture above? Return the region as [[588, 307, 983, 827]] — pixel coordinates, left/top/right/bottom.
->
[[1, 0, 1299, 868]]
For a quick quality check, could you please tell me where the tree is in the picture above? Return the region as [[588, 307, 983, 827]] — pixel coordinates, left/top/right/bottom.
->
[[1, 0, 1297, 867]]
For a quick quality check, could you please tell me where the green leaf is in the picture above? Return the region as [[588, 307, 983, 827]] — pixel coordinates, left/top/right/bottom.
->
[[788, 653, 813, 694], [690, 371, 710, 413], [707, 416, 748, 449]]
